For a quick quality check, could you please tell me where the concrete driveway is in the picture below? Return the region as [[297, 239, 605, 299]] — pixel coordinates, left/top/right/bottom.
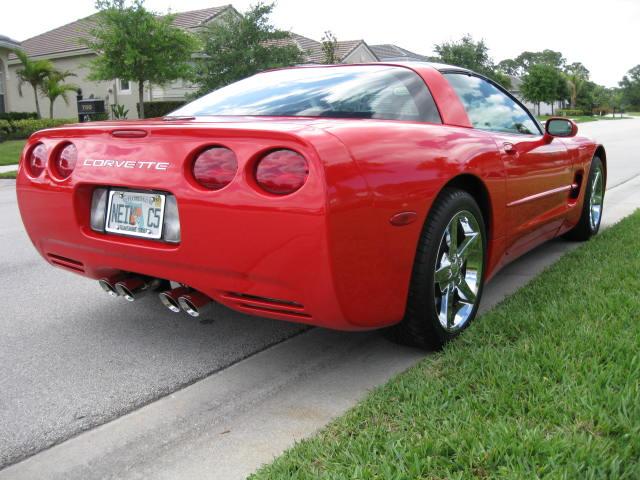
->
[[1, 117, 639, 479]]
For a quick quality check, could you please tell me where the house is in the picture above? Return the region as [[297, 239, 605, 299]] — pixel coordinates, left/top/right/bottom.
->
[[370, 44, 432, 62], [0, 34, 21, 114], [4, 5, 434, 119], [267, 33, 378, 64], [5, 6, 239, 119]]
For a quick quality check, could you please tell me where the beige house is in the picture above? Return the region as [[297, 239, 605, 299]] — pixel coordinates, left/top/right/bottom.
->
[[5, 6, 238, 119], [4, 4, 432, 119], [0, 35, 21, 114]]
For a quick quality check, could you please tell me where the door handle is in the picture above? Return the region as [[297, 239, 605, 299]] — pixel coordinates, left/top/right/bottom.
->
[[503, 142, 517, 155]]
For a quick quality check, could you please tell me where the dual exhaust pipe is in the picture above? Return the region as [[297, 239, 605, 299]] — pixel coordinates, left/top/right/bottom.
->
[[99, 275, 162, 302], [159, 289, 213, 317], [99, 274, 213, 317]]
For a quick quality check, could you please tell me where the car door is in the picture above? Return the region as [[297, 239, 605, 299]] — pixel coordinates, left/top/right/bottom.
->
[[443, 73, 574, 257]]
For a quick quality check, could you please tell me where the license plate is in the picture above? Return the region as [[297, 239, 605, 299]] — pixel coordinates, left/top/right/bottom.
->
[[105, 190, 165, 239]]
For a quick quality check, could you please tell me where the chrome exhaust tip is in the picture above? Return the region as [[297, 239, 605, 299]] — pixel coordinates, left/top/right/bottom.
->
[[178, 291, 213, 318], [114, 277, 160, 302], [98, 278, 119, 297], [98, 274, 128, 297], [158, 286, 192, 313]]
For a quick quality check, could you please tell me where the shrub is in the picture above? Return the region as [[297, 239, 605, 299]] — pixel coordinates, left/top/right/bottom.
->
[[556, 108, 589, 117], [0, 120, 11, 142], [2, 118, 77, 139], [0, 112, 38, 121], [137, 101, 186, 118]]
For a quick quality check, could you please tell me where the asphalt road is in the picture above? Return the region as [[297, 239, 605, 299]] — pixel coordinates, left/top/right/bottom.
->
[[1, 117, 639, 471], [0, 193, 306, 468], [578, 118, 640, 187]]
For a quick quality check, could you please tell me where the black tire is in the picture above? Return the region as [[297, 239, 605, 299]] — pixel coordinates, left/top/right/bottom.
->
[[564, 157, 605, 241], [383, 188, 487, 350]]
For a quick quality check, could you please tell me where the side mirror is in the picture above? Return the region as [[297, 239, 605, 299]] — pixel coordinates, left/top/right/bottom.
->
[[545, 118, 578, 138]]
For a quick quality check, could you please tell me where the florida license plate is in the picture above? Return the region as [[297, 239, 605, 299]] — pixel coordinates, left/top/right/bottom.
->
[[105, 190, 165, 239]]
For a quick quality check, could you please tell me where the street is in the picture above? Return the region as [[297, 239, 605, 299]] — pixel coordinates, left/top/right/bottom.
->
[[1, 117, 639, 477]]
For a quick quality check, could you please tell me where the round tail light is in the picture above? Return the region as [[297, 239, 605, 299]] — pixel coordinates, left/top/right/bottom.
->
[[53, 143, 77, 179], [192, 147, 238, 190], [27, 143, 47, 177], [255, 150, 308, 195]]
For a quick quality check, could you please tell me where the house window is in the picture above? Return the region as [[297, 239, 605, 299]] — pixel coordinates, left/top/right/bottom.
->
[[0, 60, 5, 114], [118, 79, 131, 94]]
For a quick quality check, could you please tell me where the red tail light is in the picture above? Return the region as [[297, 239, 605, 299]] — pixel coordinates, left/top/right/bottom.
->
[[27, 143, 47, 177], [255, 150, 308, 195], [192, 147, 238, 190], [53, 143, 77, 179]]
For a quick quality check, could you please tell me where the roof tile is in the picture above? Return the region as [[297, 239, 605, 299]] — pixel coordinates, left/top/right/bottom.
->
[[10, 5, 230, 60]]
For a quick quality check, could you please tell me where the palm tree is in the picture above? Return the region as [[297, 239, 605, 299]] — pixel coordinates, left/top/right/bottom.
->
[[40, 71, 78, 119], [13, 50, 54, 119], [565, 73, 584, 109]]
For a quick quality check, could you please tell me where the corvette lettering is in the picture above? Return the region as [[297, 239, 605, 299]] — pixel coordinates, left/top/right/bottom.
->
[[83, 159, 170, 170]]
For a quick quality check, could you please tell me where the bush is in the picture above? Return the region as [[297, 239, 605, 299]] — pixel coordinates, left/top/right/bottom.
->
[[137, 101, 186, 118], [0, 118, 77, 140], [556, 108, 589, 117], [0, 112, 38, 121], [0, 120, 11, 142]]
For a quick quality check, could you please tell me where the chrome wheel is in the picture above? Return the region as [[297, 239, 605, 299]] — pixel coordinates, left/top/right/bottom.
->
[[589, 164, 604, 231], [434, 210, 484, 332]]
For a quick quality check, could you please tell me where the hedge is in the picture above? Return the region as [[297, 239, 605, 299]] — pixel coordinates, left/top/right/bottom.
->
[[137, 101, 186, 118], [0, 118, 77, 141], [0, 112, 38, 121], [556, 108, 589, 117]]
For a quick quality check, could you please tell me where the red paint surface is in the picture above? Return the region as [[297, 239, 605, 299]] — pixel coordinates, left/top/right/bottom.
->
[[16, 63, 602, 330]]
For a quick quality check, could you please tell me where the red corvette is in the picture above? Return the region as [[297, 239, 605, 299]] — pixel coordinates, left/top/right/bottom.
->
[[16, 63, 606, 348]]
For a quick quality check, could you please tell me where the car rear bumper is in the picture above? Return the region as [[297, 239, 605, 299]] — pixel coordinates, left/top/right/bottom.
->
[[16, 175, 362, 329]]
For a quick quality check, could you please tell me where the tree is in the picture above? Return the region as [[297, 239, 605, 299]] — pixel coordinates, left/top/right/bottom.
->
[[619, 65, 640, 109], [434, 35, 510, 88], [40, 70, 78, 119], [85, 0, 199, 118], [497, 58, 520, 76], [13, 50, 54, 119], [564, 62, 590, 108], [498, 49, 566, 77], [321, 31, 338, 64], [521, 63, 566, 115], [193, 3, 302, 95]]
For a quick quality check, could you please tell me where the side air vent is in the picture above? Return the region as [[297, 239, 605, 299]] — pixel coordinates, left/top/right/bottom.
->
[[221, 292, 311, 319], [570, 171, 584, 199], [47, 253, 85, 273]]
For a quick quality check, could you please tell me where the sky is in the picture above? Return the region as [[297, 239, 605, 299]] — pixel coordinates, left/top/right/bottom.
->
[[2, 0, 638, 87]]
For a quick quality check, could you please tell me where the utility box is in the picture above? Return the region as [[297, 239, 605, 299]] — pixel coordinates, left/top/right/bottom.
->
[[77, 99, 106, 122]]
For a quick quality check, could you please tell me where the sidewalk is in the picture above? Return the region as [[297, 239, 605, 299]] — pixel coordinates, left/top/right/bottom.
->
[[2, 174, 640, 480], [0, 165, 17, 174]]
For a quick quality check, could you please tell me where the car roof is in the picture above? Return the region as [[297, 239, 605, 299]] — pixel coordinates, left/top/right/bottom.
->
[[388, 61, 471, 73], [283, 61, 472, 74]]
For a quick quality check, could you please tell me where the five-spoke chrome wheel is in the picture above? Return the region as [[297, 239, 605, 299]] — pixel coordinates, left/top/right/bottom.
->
[[589, 164, 604, 231], [433, 210, 484, 332]]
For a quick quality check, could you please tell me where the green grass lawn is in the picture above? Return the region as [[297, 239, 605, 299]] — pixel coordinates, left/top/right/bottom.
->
[[251, 211, 640, 480], [0, 171, 17, 179], [0, 140, 25, 166], [538, 115, 631, 124]]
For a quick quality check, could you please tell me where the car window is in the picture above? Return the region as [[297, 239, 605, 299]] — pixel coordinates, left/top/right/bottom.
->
[[171, 66, 442, 124], [444, 73, 540, 135]]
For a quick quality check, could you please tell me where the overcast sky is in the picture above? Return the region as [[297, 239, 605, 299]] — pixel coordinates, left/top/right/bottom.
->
[[2, 0, 638, 87]]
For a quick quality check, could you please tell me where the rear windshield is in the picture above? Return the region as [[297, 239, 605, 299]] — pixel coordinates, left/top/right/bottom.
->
[[170, 66, 442, 123]]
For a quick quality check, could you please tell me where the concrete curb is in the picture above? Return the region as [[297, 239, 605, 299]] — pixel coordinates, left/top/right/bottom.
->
[[0, 165, 18, 174]]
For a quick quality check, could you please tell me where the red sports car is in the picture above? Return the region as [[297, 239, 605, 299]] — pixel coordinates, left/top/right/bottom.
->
[[16, 63, 606, 348]]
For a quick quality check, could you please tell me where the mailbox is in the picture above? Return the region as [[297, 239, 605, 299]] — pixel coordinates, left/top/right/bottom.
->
[[77, 99, 106, 122]]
